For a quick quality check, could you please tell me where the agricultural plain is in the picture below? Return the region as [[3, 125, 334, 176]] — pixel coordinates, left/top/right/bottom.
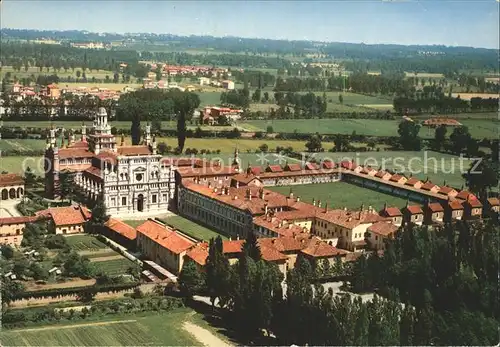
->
[[0, 311, 201, 346]]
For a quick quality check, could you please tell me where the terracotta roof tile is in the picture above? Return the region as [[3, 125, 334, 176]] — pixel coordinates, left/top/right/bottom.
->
[[58, 148, 95, 159], [368, 221, 399, 236], [105, 218, 137, 240], [137, 220, 194, 254], [37, 205, 91, 226], [117, 145, 152, 156], [465, 198, 482, 208], [405, 177, 422, 186], [259, 245, 288, 262], [301, 237, 348, 258], [427, 202, 444, 212], [222, 240, 245, 254], [316, 209, 384, 229], [390, 174, 405, 182], [284, 163, 302, 172], [448, 200, 463, 210], [0, 215, 40, 226], [456, 190, 476, 201], [0, 173, 24, 187], [266, 165, 283, 173], [305, 162, 319, 170], [438, 186, 456, 195], [405, 205, 423, 214], [185, 243, 209, 266], [421, 181, 438, 191], [380, 207, 402, 217]]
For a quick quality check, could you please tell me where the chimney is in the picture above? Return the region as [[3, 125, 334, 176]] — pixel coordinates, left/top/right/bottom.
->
[[324, 203, 328, 213], [214, 187, 218, 193], [234, 195, 238, 200], [289, 188, 294, 199], [296, 196, 300, 202], [208, 181, 212, 188], [288, 223, 293, 229], [246, 188, 251, 200], [368, 205, 373, 212], [264, 203, 268, 215], [259, 188, 264, 199], [318, 200, 322, 208], [236, 234, 240, 240], [312, 198, 316, 206], [235, 181, 240, 188], [344, 206, 347, 211]]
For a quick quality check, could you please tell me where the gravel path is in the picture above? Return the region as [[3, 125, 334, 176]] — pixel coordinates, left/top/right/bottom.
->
[[183, 321, 232, 347]]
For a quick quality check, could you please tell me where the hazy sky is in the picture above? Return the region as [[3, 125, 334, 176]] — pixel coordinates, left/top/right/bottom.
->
[[2, 0, 498, 48]]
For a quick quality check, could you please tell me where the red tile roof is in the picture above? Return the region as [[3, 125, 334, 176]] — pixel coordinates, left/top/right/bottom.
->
[[249, 166, 262, 175], [137, 220, 194, 254], [58, 148, 95, 159], [284, 163, 302, 172], [222, 240, 245, 254], [96, 151, 118, 165], [301, 237, 348, 258], [405, 177, 421, 186], [405, 205, 423, 214], [105, 218, 137, 240], [368, 221, 399, 236], [380, 207, 402, 217], [421, 181, 438, 191], [390, 174, 405, 182], [448, 200, 463, 210], [322, 161, 336, 169], [438, 186, 456, 195], [117, 145, 152, 156], [266, 165, 283, 173], [316, 209, 384, 229], [185, 243, 209, 266], [375, 170, 390, 179], [84, 166, 103, 180], [427, 202, 444, 213], [456, 190, 476, 201], [0, 215, 39, 226], [464, 199, 482, 208], [340, 161, 355, 170], [37, 205, 91, 226], [259, 245, 288, 262], [305, 162, 319, 170], [0, 173, 24, 187]]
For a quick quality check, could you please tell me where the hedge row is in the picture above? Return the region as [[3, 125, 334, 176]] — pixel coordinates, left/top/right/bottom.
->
[[2, 296, 184, 329], [13, 281, 141, 300]]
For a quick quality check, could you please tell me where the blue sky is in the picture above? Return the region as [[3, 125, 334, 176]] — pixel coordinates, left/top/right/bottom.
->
[[2, 0, 498, 48]]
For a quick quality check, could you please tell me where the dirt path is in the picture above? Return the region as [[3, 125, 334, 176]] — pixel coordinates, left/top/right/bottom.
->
[[183, 321, 232, 347], [9, 319, 137, 332], [89, 254, 124, 262]]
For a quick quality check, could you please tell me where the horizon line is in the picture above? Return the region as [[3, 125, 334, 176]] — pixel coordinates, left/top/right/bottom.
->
[[2, 27, 497, 51]]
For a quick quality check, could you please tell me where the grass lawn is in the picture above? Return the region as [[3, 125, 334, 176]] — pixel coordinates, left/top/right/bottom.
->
[[0, 156, 44, 175], [268, 181, 412, 211], [92, 258, 136, 276], [161, 215, 228, 241], [197, 91, 223, 106], [0, 309, 201, 346], [0, 66, 120, 81], [121, 220, 146, 228], [307, 150, 471, 189], [65, 235, 107, 251], [57, 82, 142, 91]]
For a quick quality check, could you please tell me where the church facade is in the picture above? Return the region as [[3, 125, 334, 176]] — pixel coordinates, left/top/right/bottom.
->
[[44, 107, 175, 217]]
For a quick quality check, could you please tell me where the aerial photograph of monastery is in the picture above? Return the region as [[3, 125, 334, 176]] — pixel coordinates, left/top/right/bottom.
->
[[0, 0, 498, 346]]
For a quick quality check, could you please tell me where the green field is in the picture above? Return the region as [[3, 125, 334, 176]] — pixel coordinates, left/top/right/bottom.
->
[[0, 66, 122, 82], [241, 118, 498, 139], [161, 215, 228, 241], [268, 181, 411, 211], [0, 310, 201, 346], [307, 150, 470, 188], [92, 258, 136, 276], [65, 235, 107, 251]]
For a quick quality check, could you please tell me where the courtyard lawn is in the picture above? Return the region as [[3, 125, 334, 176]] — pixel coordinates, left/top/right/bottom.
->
[[197, 91, 223, 106], [0, 310, 201, 346], [122, 220, 146, 228], [160, 215, 227, 241], [65, 235, 107, 251], [268, 181, 412, 211], [307, 150, 471, 189], [92, 258, 136, 276]]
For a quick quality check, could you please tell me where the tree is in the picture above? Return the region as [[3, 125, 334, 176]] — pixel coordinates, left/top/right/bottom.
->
[[305, 134, 322, 152], [397, 120, 421, 150], [333, 134, 349, 152], [205, 236, 231, 309], [58, 170, 75, 202], [29, 261, 50, 280], [449, 126, 471, 154], [44, 234, 69, 249], [243, 231, 262, 262], [1, 244, 14, 259], [252, 89, 261, 103], [88, 199, 109, 233], [338, 93, 344, 104], [433, 124, 447, 151], [76, 70, 81, 79], [174, 91, 200, 152], [130, 110, 141, 145], [266, 125, 274, 133], [76, 291, 96, 303], [23, 166, 37, 187], [258, 143, 269, 153], [1, 279, 25, 304], [463, 159, 498, 200], [414, 290, 435, 345], [179, 259, 204, 298]]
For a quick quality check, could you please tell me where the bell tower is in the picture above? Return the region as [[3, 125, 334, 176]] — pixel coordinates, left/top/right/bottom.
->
[[88, 107, 116, 154]]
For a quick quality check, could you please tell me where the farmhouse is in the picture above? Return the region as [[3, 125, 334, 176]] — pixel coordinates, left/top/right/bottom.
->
[[36, 205, 91, 234]]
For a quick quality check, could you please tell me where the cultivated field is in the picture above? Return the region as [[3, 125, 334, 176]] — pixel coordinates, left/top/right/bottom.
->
[[268, 181, 411, 211], [92, 258, 136, 276], [65, 235, 107, 251], [0, 66, 121, 82], [404, 72, 444, 78], [58, 82, 142, 91], [161, 215, 228, 241], [0, 310, 201, 346], [0, 156, 44, 175], [241, 118, 498, 139], [306, 150, 471, 188]]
